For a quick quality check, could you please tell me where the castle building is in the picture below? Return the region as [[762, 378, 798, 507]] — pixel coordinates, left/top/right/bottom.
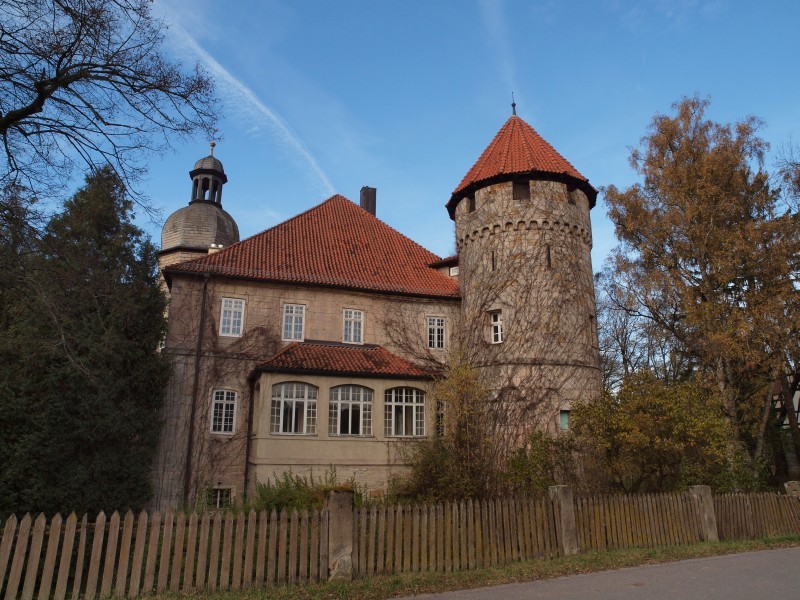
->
[[151, 115, 602, 509]]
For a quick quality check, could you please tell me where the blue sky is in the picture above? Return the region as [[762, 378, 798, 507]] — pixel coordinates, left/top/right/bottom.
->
[[140, 0, 800, 271]]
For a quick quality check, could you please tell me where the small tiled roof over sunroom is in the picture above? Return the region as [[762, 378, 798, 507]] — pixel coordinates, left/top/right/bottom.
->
[[446, 115, 598, 217], [165, 195, 460, 299], [251, 342, 436, 380]]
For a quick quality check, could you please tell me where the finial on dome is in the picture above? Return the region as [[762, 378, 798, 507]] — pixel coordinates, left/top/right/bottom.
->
[[209, 141, 216, 156], [511, 92, 516, 116]]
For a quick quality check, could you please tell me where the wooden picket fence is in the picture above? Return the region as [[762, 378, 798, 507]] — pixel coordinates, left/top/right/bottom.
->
[[575, 492, 705, 551], [715, 493, 800, 540], [3, 490, 800, 598], [0, 508, 326, 600], [352, 497, 561, 577]]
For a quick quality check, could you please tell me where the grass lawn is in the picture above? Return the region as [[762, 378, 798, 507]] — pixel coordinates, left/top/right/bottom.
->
[[162, 535, 800, 600]]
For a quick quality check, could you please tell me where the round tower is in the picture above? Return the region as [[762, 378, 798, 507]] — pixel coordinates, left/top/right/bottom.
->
[[447, 115, 602, 441], [159, 143, 240, 270]]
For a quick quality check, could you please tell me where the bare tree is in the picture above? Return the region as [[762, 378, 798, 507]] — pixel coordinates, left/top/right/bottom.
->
[[0, 0, 217, 205]]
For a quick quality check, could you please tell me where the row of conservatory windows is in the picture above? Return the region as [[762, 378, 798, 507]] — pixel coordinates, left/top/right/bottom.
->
[[211, 384, 427, 438], [269, 383, 426, 437]]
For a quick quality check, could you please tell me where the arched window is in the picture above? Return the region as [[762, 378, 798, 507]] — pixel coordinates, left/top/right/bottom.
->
[[329, 385, 372, 436], [384, 387, 425, 437], [270, 382, 317, 434]]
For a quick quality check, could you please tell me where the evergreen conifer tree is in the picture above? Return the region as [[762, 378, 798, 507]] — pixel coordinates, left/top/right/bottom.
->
[[0, 167, 170, 515]]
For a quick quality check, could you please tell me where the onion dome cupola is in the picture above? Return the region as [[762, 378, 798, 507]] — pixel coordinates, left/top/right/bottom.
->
[[445, 115, 597, 219], [160, 143, 240, 268]]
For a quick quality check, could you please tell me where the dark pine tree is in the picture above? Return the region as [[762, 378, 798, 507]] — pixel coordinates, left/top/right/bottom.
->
[[0, 167, 170, 516]]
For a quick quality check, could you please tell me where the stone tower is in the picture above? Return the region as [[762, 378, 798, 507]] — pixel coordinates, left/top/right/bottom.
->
[[159, 144, 240, 271], [447, 115, 602, 443]]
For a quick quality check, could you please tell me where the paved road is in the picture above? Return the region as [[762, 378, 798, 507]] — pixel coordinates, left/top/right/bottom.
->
[[400, 547, 800, 599]]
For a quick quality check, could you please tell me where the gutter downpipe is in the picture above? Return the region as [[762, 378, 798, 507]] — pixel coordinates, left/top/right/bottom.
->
[[183, 272, 210, 506], [244, 374, 257, 497]]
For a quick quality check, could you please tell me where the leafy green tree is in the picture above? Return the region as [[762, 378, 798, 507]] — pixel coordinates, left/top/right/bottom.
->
[[572, 373, 734, 492], [603, 96, 800, 454], [0, 167, 170, 516]]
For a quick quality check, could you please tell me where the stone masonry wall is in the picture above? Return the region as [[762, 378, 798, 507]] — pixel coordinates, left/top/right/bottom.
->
[[454, 179, 602, 447]]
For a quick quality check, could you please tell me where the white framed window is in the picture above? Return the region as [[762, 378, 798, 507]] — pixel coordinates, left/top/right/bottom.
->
[[270, 382, 317, 434], [219, 298, 244, 336], [342, 309, 364, 344], [282, 304, 305, 341], [427, 316, 446, 350], [490, 311, 503, 344], [208, 487, 233, 509], [210, 390, 237, 434], [385, 387, 425, 437], [329, 385, 373, 436], [449, 266, 460, 276]]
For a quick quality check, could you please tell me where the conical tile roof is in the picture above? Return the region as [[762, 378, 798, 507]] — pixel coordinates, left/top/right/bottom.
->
[[446, 116, 596, 217]]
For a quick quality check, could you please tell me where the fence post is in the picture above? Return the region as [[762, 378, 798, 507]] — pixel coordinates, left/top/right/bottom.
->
[[689, 485, 719, 542], [548, 485, 578, 555], [324, 490, 354, 580]]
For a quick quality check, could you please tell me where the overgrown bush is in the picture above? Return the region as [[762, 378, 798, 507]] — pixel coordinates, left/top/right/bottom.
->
[[506, 432, 580, 494], [571, 373, 734, 492], [247, 467, 367, 513]]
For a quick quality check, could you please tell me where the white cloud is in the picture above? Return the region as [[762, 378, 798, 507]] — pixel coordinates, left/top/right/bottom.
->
[[159, 6, 336, 197]]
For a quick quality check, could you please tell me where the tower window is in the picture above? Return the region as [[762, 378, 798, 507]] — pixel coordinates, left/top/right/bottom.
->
[[491, 251, 496, 272], [560, 410, 571, 430], [567, 184, 577, 205], [513, 181, 530, 200], [546, 245, 552, 269], [489, 311, 503, 344], [466, 195, 476, 213]]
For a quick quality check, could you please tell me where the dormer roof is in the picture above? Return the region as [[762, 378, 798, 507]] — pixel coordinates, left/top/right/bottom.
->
[[446, 115, 597, 218], [165, 195, 460, 299]]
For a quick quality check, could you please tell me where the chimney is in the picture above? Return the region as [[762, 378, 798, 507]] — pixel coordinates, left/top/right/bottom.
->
[[360, 186, 376, 216]]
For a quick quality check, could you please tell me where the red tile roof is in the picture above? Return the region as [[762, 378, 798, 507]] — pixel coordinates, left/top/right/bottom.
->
[[252, 342, 436, 380], [447, 116, 597, 217], [166, 195, 460, 298]]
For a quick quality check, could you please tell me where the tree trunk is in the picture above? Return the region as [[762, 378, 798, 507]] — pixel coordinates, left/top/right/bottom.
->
[[780, 373, 800, 462]]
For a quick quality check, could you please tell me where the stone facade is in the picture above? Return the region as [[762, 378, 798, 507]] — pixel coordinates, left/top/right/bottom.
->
[[151, 274, 458, 509], [454, 179, 602, 441], [152, 114, 603, 509]]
